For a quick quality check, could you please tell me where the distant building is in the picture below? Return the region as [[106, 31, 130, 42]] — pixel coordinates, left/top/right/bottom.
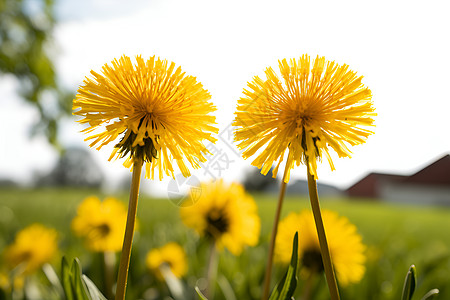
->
[[265, 178, 343, 197], [346, 155, 450, 206], [285, 179, 343, 197]]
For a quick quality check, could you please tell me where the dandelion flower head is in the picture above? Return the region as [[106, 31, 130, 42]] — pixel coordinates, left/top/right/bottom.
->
[[71, 196, 128, 252], [275, 209, 366, 286], [180, 180, 260, 255], [73, 55, 218, 180], [4, 224, 58, 275], [234, 54, 375, 182], [145, 242, 188, 280]]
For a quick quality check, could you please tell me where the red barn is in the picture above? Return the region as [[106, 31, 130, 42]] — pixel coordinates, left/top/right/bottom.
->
[[346, 155, 450, 206]]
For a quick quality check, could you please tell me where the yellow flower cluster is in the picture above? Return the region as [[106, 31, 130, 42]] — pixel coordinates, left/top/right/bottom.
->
[[71, 196, 128, 252], [180, 180, 260, 255], [4, 224, 58, 275], [69, 53, 375, 297], [146, 242, 188, 280], [275, 209, 366, 286]]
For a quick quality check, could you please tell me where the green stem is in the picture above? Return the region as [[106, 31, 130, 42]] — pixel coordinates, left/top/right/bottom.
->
[[205, 241, 219, 299], [306, 164, 340, 300], [103, 251, 115, 300], [261, 164, 289, 300], [115, 159, 143, 300], [301, 269, 316, 300]]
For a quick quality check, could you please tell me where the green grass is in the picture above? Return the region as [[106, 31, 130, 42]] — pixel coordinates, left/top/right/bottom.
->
[[1, 187, 449, 300]]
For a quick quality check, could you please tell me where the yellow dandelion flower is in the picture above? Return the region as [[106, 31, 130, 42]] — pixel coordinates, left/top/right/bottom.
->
[[234, 54, 375, 182], [180, 180, 260, 255], [71, 196, 128, 252], [4, 224, 58, 275], [73, 55, 218, 180], [0, 272, 8, 290], [145, 242, 188, 280], [0, 270, 25, 292], [275, 210, 366, 286]]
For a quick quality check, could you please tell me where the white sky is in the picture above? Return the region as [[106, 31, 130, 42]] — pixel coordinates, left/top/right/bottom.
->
[[1, 0, 450, 196]]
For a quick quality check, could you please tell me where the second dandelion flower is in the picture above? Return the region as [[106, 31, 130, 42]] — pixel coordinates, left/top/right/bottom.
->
[[180, 180, 260, 255]]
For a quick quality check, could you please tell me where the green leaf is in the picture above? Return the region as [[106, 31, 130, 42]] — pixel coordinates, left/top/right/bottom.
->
[[82, 275, 108, 300], [195, 286, 209, 300], [217, 275, 237, 300], [61, 257, 106, 300], [421, 289, 439, 300], [401, 265, 417, 300], [268, 232, 298, 300], [61, 257, 75, 300], [71, 258, 91, 300], [42, 263, 64, 296]]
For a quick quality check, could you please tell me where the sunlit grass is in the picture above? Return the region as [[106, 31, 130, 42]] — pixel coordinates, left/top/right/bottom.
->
[[0, 187, 449, 299]]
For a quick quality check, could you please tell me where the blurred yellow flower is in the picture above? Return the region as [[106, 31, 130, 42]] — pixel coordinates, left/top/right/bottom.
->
[[73, 55, 218, 180], [234, 54, 375, 182], [71, 196, 127, 252], [0, 272, 7, 290], [4, 224, 58, 275], [275, 210, 366, 286], [0, 271, 25, 292], [180, 180, 260, 255], [145, 242, 188, 280]]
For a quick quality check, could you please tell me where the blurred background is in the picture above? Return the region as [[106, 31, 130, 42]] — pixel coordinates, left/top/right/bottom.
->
[[1, 0, 450, 299]]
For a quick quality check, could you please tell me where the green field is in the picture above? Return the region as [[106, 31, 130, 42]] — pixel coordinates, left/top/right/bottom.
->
[[1, 187, 449, 300]]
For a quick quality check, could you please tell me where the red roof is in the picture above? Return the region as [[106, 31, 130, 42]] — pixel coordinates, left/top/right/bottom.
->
[[404, 155, 450, 185], [346, 154, 450, 198], [346, 173, 406, 198]]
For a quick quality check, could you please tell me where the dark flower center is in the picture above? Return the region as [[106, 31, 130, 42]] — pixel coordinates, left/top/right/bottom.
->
[[115, 117, 159, 163], [300, 126, 321, 158], [17, 250, 33, 264], [302, 249, 324, 273], [95, 223, 111, 238], [205, 209, 229, 239]]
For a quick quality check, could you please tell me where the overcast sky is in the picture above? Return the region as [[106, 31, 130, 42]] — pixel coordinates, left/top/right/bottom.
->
[[1, 0, 449, 196]]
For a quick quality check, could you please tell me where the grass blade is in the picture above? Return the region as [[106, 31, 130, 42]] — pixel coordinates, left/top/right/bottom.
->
[[61, 257, 75, 300], [401, 265, 417, 300], [82, 275, 108, 300], [72, 258, 91, 300], [42, 263, 64, 296], [269, 232, 298, 300], [195, 286, 209, 300], [421, 289, 439, 300]]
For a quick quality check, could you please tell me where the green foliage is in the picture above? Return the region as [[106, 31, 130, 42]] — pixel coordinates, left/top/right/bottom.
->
[[269, 232, 298, 300], [401, 265, 417, 300], [421, 289, 439, 300], [0, 0, 72, 147], [401, 265, 439, 300], [61, 257, 107, 300], [62, 257, 89, 300], [195, 286, 209, 300]]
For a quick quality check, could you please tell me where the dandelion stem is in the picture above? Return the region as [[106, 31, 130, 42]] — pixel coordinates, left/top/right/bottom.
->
[[115, 159, 143, 300], [301, 270, 316, 300], [206, 241, 219, 299], [261, 163, 289, 300], [103, 251, 115, 300], [306, 164, 340, 300]]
